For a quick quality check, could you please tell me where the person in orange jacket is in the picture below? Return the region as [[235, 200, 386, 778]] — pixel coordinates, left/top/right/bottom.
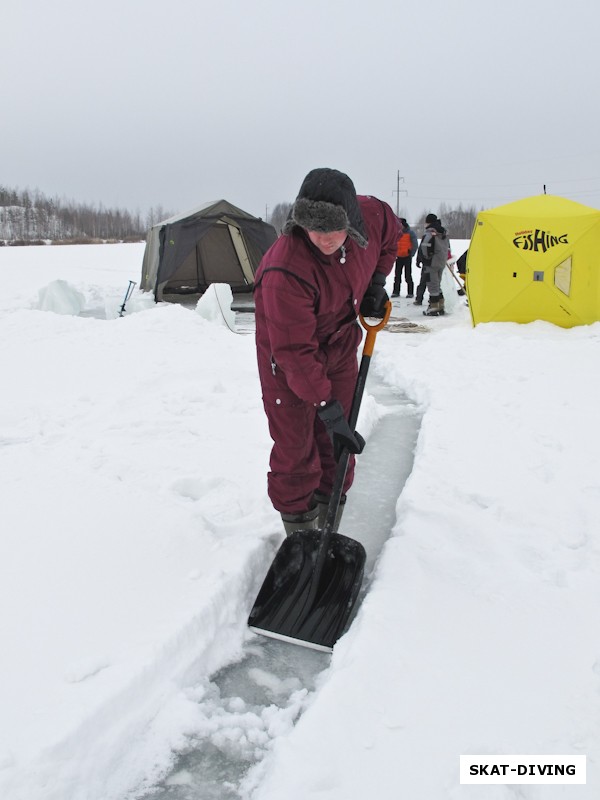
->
[[391, 217, 418, 298]]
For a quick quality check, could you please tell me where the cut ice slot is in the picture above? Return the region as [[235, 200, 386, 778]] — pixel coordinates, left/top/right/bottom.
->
[[346, 380, 421, 580], [138, 375, 421, 800], [139, 636, 328, 800]]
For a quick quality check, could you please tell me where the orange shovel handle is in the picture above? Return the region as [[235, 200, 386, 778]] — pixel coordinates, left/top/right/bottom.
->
[[359, 300, 392, 356]]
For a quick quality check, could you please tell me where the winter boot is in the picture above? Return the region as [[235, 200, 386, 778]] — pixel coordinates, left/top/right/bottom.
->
[[314, 491, 346, 531], [423, 295, 445, 316], [281, 504, 319, 537]]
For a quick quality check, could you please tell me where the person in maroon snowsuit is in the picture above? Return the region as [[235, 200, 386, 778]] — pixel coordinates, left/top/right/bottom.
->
[[254, 168, 399, 535]]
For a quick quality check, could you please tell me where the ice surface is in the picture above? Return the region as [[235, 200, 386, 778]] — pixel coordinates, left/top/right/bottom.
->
[[144, 376, 420, 799]]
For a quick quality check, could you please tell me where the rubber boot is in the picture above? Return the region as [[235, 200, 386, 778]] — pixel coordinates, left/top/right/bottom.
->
[[280, 504, 319, 537], [314, 491, 346, 531]]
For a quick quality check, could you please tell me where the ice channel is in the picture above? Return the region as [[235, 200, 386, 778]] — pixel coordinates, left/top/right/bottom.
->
[[140, 372, 421, 800]]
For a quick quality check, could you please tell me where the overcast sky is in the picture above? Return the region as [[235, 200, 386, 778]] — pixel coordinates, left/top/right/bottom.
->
[[3, 0, 599, 224]]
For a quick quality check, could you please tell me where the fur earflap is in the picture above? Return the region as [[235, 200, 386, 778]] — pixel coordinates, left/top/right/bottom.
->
[[284, 198, 349, 235]]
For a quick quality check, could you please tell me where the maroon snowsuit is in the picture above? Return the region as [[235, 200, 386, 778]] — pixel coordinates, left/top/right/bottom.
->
[[254, 195, 399, 515]]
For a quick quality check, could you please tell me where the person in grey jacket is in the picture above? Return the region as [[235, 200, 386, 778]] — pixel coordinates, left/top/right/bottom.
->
[[420, 213, 449, 316]]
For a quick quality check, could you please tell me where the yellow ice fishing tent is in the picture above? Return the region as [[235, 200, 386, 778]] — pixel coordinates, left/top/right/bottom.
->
[[467, 195, 600, 328]]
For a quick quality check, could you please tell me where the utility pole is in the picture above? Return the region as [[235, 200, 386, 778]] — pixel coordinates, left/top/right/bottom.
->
[[393, 170, 407, 216]]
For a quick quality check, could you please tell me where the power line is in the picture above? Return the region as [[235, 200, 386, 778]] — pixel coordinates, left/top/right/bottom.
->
[[408, 176, 600, 190]]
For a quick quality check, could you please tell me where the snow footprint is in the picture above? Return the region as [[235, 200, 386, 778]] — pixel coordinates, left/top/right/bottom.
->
[[170, 476, 244, 529]]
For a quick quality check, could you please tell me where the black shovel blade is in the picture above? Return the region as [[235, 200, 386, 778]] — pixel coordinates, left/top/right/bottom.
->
[[248, 529, 366, 652]]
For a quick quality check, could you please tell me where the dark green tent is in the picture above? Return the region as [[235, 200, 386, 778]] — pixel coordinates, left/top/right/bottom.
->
[[141, 200, 277, 301]]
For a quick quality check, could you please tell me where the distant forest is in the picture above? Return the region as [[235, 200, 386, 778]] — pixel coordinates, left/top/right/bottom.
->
[[1, 183, 479, 245], [0, 185, 172, 244]]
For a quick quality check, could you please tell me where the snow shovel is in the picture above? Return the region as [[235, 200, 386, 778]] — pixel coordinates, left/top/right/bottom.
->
[[248, 301, 392, 652]]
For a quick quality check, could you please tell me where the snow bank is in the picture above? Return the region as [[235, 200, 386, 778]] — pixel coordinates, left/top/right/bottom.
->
[[36, 279, 86, 314]]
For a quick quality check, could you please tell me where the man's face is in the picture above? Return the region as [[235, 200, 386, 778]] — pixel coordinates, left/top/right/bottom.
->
[[306, 229, 347, 256]]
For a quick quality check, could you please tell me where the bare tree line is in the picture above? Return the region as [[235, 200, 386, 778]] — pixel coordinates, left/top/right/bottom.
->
[[268, 202, 293, 236], [267, 200, 479, 239], [0, 185, 172, 244], [1, 183, 480, 245], [411, 202, 480, 239]]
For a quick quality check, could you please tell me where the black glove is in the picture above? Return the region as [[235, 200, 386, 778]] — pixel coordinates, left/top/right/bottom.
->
[[317, 399, 365, 461], [359, 272, 388, 318]]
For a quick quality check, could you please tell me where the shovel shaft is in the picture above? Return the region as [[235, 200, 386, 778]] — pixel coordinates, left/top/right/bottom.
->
[[446, 262, 466, 291], [306, 303, 392, 609]]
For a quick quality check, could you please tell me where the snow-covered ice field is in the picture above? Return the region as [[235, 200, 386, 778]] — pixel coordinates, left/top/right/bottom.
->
[[0, 241, 598, 800]]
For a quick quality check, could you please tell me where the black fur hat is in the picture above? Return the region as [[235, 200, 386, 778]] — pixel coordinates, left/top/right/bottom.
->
[[425, 213, 438, 224], [283, 168, 369, 248]]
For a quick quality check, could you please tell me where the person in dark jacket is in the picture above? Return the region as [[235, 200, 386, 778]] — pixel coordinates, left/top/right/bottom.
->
[[413, 236, 432, 306], [456, 248, 468, 284], [420, 212, 449, 316], [254, 168, 399, 535]]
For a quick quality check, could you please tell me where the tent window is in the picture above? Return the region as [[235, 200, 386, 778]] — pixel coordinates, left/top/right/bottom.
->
[[554, 256, 572, 296]]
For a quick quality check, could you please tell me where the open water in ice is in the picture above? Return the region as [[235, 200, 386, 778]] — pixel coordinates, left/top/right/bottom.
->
[[141, 351, 421, 800]]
